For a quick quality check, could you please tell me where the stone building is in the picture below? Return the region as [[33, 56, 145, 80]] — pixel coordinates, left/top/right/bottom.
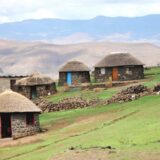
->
[[94, 53, 144, 82], [59, 61, 90, 86], [0, 75, 27, 93], [15, 73, 57, 100], [0, 90, 41, 139]]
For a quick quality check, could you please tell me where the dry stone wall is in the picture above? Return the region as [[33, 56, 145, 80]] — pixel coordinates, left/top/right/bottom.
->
[[35, 97, 99, 112]]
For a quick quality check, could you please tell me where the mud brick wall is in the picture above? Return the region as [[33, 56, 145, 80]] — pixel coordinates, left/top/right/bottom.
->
[[59, 71, 90, 86], [11, 113, 40, 139], [95, 65, 144, 82]]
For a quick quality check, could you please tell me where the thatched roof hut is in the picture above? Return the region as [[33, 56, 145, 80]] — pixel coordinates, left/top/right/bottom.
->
[[0, 90, 41, 139], [94, 53, 144, 82], [59, 61, 90, 86], [15, 73, 57, 100], [16, 73, 54, 86], [95, 53, 143, 67]]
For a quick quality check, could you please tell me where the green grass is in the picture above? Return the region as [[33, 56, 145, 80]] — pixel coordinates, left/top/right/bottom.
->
[[1, 67, 160, 160], [48, 87, 117, 103], [144, 67, 160, 87]]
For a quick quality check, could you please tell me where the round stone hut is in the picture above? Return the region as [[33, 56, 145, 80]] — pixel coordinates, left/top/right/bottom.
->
[[58, 61, 90, 86], [0, 90, 41, 139], [15, 73, 57, 100], [94, 53, 144, 82]]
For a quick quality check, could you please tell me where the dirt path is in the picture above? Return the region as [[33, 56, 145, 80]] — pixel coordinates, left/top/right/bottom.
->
[[52, 149, 160, 160], [52, 149, 111, 160]]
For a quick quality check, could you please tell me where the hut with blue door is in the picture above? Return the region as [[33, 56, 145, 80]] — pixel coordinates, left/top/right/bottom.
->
[[58, 61, 90, 86]]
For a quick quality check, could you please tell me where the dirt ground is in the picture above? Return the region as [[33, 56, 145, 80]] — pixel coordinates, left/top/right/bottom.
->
[[52, 149, 111, 160], [52, 148, 160, 160]]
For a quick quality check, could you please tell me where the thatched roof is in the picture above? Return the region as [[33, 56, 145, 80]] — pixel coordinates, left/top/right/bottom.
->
[[0, 90, 41, 113], [59, 61, 90, 72], [95, 53, 143, 68], [16, 73, 54, 86]]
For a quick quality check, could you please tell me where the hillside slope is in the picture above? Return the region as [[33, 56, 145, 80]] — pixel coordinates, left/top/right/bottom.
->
[[1, 40, 160, 77], [0, 68, 160, 160]]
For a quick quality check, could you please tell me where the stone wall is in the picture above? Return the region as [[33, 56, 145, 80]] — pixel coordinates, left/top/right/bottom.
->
[[94, 67, 112, 83], [36, 83, 57, 97], [14, 86, 31, 99], [15, 83, 57, 99], [59, 71, 90, 86], [11, 113, 40, 139], [95, 65, 144, 82]]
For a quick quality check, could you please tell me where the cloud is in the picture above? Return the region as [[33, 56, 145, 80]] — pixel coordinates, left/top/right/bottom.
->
[[0, 0, 160, 23]]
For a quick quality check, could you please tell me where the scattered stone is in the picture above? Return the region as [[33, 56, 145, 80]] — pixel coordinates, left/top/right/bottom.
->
[[153, 84, 160, 92], [35, 97, 100, 112], [103, 84, 151, 105]]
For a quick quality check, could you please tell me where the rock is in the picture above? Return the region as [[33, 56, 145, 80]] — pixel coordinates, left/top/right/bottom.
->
[[34, 96, 99, 112], [104, 84, 150, 105]]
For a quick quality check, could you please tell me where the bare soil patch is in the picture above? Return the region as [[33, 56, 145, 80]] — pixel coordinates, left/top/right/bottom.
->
[[52, 148, 111, 160]]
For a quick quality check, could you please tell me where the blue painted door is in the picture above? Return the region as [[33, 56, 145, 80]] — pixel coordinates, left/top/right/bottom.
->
[[67, 72, 72, 85]]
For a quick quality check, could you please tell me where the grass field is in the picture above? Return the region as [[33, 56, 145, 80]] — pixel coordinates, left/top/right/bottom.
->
[[0, 67, 160, 160]]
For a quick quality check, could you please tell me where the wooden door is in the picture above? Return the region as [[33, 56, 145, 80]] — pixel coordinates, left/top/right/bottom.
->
[[112, 67, 118, 81]]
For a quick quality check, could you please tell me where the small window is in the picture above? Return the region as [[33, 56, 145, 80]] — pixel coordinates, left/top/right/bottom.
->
[[26, 113, 34, 125], [126, 68, 132, 75], [100, 68, 105, 75]]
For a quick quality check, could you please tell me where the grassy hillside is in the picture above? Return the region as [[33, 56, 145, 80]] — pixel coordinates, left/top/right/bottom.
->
[[0, 67, 160, 160]]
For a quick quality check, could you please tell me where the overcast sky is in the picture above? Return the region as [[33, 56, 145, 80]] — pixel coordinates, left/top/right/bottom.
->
[[0, 0, 160, 23]]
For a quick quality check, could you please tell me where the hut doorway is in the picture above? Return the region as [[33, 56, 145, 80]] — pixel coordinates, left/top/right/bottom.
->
[[1, 113, 12, 138], [31, 86, 37, 99], [112, 67, 118, 81], [67, 72, 72, 85]]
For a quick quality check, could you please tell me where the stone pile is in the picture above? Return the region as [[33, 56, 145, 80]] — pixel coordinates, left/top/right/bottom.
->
[[35, 97, 99, 112], [106, 85, 150, 104], [153, 84, 160, 92]]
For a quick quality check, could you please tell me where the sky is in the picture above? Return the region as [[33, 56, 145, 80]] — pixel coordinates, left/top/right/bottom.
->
[[0, 0, 160, 23]]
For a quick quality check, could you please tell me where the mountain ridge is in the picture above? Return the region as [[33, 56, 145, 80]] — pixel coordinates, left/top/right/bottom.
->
[[0, 15, 160, 43], [0, 40, 160, 77]]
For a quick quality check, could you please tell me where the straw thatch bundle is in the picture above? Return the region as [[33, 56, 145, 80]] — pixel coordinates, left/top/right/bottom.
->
[[59, 61, 90, 72], [16, 73, 54, 86], [95, 53, 143, 67], [0, 90, 41, 113]]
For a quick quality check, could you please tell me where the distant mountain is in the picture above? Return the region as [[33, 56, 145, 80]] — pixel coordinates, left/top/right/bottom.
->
[[0, 40, 160, 78], [0, 15, 160, 43]]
